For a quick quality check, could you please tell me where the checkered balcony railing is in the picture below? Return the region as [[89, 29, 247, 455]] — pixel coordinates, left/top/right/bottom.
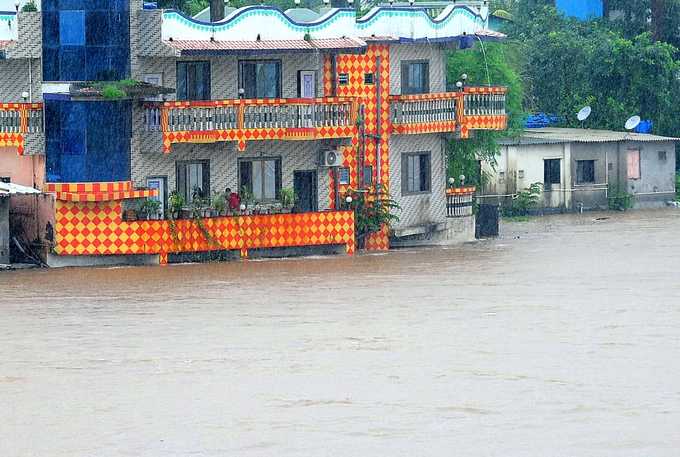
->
[[391, 92, 458, 126], [390, 87, 507, 135], [144, 97, 359, 134], [0, 103, 43, 134], [462, 87, 507, 117]]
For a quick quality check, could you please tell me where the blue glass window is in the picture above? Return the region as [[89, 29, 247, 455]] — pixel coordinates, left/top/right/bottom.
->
[[59, 11, 86, 46]]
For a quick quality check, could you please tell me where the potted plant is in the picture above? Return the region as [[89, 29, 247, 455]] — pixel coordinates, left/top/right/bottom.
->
[[240, 186, 254, 214], [280, 187, 295, 213], [212, 192, 227, 216], [168, 191, 185, 219], [140, 198, 161, 220]]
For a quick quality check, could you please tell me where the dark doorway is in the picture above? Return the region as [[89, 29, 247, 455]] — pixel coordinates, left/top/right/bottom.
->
[[293, 170, 317, 213]]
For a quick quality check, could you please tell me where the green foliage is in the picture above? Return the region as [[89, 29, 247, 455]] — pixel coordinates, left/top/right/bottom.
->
[[101, 85, 126, 99], [446, 41, 525, 186], [240, 186, 254, 206], [506, 3, 680, 138], [211, 192, 226, 212], [21, 1, 38, 12], [140, 198, 161, 217], [342, 190, 400, 247], [168, 191, 185, 214], [502, 182, 542, 216], [608, 185, 633, 211], [280, 187, 295, 208]]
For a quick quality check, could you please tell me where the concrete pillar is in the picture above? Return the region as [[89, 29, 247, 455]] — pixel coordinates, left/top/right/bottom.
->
[[0, 197, 9, 264], [563, 142, 572, 210]]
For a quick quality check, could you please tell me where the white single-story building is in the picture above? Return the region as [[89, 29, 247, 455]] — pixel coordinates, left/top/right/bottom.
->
[[481, 128, 678, 211]]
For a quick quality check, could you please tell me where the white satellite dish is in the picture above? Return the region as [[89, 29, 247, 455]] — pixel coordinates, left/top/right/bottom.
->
[[577, 106, 592, 122], [625, 115, 641, 131]]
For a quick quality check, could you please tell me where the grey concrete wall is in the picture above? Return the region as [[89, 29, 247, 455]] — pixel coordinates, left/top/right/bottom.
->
[[0, 197, 9, 264], [389, 43, 447, 95], [5, 11, 42, 60], [485, 139, 678, 211], [0, 58, 42, 102], [570, 142, 611, 209], [623, 141, 676, 207], [388, 133, 447, 229], [131, 139, 331, 211]]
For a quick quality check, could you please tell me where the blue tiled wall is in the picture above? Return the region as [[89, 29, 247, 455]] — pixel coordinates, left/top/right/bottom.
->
[[556, 0, 603, 20], [45, 100, 132, 183], [42, 0, 130, 81]]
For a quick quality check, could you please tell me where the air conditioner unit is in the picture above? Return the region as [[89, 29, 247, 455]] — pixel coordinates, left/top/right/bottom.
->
[[321, 149, 344, 167]]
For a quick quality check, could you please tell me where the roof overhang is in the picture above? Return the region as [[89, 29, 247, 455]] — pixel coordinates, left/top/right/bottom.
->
[[164, 37, 367, 56]]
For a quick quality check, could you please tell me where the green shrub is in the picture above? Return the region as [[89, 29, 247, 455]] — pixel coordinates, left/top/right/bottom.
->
[[342, 190, 400, 248], [608, 185, 633, 211], [502, 182, 542, 217], [21, 1, 37, 12], [101, 85, 126, 99]]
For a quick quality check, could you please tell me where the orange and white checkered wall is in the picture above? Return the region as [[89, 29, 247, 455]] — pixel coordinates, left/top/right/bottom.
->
[[324, 44, 392, 251], [54, 199, 355, 259]]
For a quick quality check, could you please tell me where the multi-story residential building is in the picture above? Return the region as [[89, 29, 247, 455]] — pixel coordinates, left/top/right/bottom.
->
[[0, 0, 507, 266]]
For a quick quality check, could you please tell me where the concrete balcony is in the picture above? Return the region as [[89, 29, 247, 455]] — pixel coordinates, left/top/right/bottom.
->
[[144, 97, 359, 153], [0, 103, 43, 155], [390, 87, 507, 137]]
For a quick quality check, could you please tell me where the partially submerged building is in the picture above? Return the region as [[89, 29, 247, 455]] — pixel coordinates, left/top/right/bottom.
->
[[0, 0, 507, 266], [482, 128, 678, 211]]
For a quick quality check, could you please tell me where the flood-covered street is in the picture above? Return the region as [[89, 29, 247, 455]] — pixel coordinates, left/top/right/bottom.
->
[[1, 210, 679, 457]]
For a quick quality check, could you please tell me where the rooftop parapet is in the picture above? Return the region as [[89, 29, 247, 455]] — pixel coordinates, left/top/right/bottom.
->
[[161, 3, 495, 44]]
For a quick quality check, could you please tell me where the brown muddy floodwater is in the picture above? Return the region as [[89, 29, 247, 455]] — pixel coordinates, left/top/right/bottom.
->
[[1, 210, 680, 457]]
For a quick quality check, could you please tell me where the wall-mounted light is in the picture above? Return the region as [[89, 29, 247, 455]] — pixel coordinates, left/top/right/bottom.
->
[[409, 0, 415, 5], [345, 196, 353, 204], [448, 177, 455, 188], [294, 0, 301, 5], [21, 91, 28, 101], [323, 0, 330, 5], [238, 88, 245, 99], [459, 174, 466, 186], [14, 1, 19, 12], [347, 0, 354, 5], [461, 73, 468, 82]]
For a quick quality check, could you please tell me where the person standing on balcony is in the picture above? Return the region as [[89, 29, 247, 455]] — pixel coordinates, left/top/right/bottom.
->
[[226, 188, 240, 210]]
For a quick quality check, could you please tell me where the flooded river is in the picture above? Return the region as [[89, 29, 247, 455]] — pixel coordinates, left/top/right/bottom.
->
[[1, 210, 679, 456]]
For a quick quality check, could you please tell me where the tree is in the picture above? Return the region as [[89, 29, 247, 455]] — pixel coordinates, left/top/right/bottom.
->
[[446, 42, 525, 186]]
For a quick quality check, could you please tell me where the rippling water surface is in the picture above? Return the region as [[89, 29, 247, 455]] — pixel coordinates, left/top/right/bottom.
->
[[1, 210, 680, 457]]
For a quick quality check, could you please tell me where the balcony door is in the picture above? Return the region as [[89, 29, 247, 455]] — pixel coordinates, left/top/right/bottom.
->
[[239, 60, 282, 99], [294, 170, 317, 213]]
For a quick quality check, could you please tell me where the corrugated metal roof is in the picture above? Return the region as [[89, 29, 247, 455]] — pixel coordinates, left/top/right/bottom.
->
[[500, 128, 680, 146], [165, 37, 367, 54], [0, 182, 41, 196]]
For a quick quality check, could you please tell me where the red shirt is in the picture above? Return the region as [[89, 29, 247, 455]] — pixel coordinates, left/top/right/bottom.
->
[[228, 192, 241, 210]]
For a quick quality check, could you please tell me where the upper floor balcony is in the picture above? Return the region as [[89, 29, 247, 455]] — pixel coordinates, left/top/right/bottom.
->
[[144, 97, 359, 153], [390, 87, 507, 136]]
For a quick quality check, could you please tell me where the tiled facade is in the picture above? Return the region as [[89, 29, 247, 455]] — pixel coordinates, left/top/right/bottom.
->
[[0, 1, 507, 264]]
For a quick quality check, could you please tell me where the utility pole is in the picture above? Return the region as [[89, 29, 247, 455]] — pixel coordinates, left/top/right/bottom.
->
[[210, 0, 225, 22]]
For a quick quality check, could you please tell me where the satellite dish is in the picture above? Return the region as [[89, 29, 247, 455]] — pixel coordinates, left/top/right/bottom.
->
[[625, 115, 641, 131], [577, 106, 591, 122]]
